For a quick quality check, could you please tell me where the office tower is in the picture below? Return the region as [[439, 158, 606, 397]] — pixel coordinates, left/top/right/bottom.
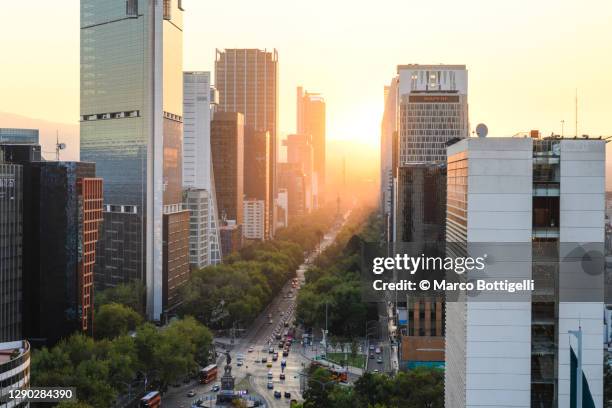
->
[[297, 87, 326, 208], [211, 112, 244, 226], [243, 199, 266, 240], [0, 128, 39, 144], [0, 340, 30, 401], [395, 164, 446, 243], [396, 64, 468, 164], [284, 134, 314, 212], [0, 158, 22, 342], [445, 136, 605, 407], [395, 163, 446, 370], [244, 128, 270, 239], [219, 221, 242, 259], [278, 162, 306, 223], [1, 144, 103, 346], [183, 71, 222, 267], [380, 77, 398, 241], [80, 0, 185, 320], [215, 49, 278, 236]]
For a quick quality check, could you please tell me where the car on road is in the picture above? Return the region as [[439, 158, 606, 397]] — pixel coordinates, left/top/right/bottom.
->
[[269, 319, 273, 324], [369, 345, 375, 351], [266, 362, 272, 368], [280, 359, 287, 368], [269, 347, 274, 354], [279, 373, 286, 380], [187, 390, 196, 397], [267, 371, 273, 379], [373, 369, 379, 373], [284, 392, 291, 399], [272, 353, 278, 361], [237, 360, 243, 366], [377, 357, 383, 364], [375, 347, 381, 354], [274, 390, 282, 399], [369, 354, 375, 359], [267, 381, 274, 389], [282, 349, 289, 357], [212, 384, 220, 392], [248, 346, 254, 352], [261, 357, 267, 363]]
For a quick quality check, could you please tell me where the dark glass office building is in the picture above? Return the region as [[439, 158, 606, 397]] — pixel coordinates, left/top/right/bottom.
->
[[0, 161, 23, 342], [1, 145, 103, 346], [211, 112, 244, 225]]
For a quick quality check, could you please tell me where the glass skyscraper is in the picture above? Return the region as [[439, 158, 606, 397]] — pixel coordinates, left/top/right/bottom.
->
[[215, 49, 278, 236], [80, 0, 185, 320]]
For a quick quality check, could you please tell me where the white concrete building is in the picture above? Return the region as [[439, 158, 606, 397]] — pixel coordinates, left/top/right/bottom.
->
[[445, 136, 605, 408], [183, 72, 222, 266], [243, 199, 266, 240]]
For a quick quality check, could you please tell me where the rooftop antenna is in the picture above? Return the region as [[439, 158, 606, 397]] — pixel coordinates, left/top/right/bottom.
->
[[561, 120, 565, 138], [575, 89, 578, 138], [55, 130, 66, 161]]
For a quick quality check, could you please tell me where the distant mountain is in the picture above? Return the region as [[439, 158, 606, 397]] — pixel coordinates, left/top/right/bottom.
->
[[0, 112, 79, 161]]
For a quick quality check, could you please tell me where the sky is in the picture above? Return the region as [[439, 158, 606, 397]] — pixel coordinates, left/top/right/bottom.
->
[[1, 0, 611, 155]]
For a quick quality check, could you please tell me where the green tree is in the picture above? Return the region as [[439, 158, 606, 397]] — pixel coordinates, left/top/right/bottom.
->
[[95, 281, 145, 315], [95, 303, 142, 339], [302, 367, 337, 408], [56, 401, 94, 408]]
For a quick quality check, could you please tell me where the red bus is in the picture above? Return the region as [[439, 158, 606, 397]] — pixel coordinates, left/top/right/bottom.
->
[[140, 391, 161, 408], [200, 364, 218, 384]]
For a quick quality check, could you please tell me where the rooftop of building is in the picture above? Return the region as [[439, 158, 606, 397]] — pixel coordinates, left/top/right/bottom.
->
[[0, 340, 29, 365], [397, 64, 466, 72]]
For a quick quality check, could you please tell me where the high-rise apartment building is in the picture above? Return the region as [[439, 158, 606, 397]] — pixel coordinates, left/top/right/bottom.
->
[[211, 112, 244, 226], [183, 71, 222, 267], [297, 87, 326, 208], [0, 128, 39, 145], [0, 158, 22, 342], [215, 49, 278, 236], [397, 64, 468, 164], [80, 0, 185, 320], [244, 128, 270, 239], [243, 199, 266, 240], [445, 136, 605, 407]]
